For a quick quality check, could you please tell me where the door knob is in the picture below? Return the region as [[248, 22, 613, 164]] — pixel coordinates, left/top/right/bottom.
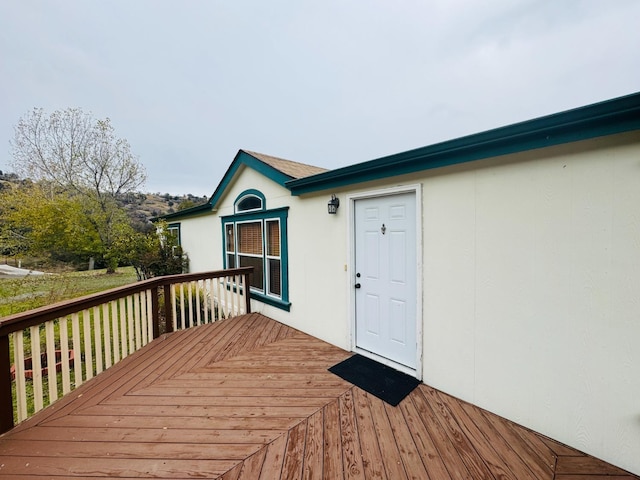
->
[[355, 283, 361, 289]]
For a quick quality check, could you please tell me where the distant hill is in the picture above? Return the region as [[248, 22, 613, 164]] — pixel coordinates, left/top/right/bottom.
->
[[122, 191, 208, 231], [0, 171, 208, 232]]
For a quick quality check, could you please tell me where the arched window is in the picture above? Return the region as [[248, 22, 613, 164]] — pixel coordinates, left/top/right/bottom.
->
[[234, 190, 265, 213]]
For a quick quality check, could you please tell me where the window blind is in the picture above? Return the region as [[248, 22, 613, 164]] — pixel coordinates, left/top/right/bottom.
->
[[267, 220, 280, 256], [237, 222, 262, 255]]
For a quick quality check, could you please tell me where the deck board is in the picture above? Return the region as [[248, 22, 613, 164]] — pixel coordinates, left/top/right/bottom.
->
[[258, 434, 287, 480], [322, 400, 343, 480], [0, 313, 637, 479], [338, 389, 365, 480], [399, 394, 448, 479]]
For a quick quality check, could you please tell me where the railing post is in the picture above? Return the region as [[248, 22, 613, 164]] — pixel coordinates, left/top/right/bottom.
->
[[163, 284, 174, 334], [151, 285, 160, 339], [244, 270, 252, 314], [0, 334, 14, 434]]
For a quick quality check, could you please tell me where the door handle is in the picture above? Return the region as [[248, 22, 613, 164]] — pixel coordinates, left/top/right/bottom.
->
[[354, 283, 361, 289]]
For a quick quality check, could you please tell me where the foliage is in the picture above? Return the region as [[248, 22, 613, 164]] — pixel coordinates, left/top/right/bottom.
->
[[116, 221, 188, 281], [9, 108, 146, 272], [0, 182, 103, 266]]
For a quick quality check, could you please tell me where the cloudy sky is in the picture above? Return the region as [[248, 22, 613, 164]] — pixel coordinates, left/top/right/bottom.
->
[[1, 1, 639, 196]]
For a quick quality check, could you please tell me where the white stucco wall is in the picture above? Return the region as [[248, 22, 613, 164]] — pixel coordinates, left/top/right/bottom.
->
[[420, 131, 640, 475], [176, 213, 220, 273]]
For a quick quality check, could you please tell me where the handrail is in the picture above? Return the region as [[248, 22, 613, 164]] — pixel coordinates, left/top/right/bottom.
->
[[0, 267, 253, 434], [0, 267, 253, 335]]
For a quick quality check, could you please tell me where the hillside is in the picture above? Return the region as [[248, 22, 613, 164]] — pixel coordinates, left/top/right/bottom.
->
[[0, 171, 208, 232], [123, 191, 209, 231]]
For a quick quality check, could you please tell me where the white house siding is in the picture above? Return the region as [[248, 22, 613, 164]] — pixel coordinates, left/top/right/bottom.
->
[[420, 130, 640, 475], [177, 214, 220, 273]]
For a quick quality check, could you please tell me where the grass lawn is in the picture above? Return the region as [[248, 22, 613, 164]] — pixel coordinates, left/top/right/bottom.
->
[[0, 267, 139, 318]]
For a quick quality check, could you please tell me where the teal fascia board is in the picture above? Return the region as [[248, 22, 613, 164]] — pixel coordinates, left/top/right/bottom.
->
[[209, 150, 295, 209], [151, 202, 213, 222], [287, 91, 640, 195]]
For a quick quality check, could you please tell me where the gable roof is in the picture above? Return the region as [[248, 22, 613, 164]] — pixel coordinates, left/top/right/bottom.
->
[[158, 150, 327, 220], [206, 150, 326, 209], [287, 91, 640, 195], [243, 150, 328, 179]]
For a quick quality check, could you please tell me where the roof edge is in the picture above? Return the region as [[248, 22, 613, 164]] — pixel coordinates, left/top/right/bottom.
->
[[287, 91, 640, 195], [151, 202, 213, 222], [207, 150, 295, 209]]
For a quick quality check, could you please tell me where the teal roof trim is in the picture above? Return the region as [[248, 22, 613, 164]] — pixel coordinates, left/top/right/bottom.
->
[[287, 91, 640, 195], [208, 150, 295, 209], [151, 202, 212, 222]]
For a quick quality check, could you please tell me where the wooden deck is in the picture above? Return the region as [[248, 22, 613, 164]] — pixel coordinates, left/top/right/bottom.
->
[[0, 313, 637, 479]]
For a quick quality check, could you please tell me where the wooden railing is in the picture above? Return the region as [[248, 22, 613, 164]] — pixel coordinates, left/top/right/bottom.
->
[[0, 267, 252, 434]]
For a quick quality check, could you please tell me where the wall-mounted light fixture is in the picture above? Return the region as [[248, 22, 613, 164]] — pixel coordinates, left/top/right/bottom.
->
[[327, 194, 340, 214]]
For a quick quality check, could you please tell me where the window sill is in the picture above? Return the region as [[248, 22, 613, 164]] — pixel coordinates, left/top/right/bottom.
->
[[250, 292, 291, 312]]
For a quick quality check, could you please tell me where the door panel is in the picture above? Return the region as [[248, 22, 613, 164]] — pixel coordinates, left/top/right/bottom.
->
[[364, 294, 380, 335], [354, 192, 417, 369]]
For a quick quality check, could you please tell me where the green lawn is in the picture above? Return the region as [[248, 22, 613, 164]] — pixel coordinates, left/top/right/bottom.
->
[[0, 267, 139, 318]]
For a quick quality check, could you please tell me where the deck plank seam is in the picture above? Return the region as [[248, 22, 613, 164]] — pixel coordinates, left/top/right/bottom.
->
[[482, 409, 557, 478], [385, 395, 434, 479], [410, 387, 474, 479], [444, 391, 537, 480], [425, 386, 497, 480]]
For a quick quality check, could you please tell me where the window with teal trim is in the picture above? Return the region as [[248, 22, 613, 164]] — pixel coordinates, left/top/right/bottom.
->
[[234, 190, 265, 213], [223, 193, 289, 310]]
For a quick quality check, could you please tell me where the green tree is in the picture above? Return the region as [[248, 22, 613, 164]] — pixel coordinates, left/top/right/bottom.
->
[[10, 108, 146, 272], [0, 182, 102, 266], [116, 222, 188, 280]]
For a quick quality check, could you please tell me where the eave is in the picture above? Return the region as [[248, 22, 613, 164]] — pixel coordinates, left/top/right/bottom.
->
[[207, 150, 299, 209], [151, 202, 213, 222], [287, 91, 640, 195]]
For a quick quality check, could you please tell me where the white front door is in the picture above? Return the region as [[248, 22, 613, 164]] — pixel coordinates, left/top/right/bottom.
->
[[354, 192, 417, 370]]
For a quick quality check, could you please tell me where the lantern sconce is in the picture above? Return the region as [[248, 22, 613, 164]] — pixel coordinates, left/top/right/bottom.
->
[[327, 194, 340, 214]]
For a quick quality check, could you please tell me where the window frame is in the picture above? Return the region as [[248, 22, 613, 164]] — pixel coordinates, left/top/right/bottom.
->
[[222, 205, 290, 311], [235, 219, 266, 293], [234, 189, 266, 214], [167, 223, 181, 246]]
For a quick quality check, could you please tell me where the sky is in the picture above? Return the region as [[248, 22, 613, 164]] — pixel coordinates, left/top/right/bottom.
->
[[1, 1, 639, 197]]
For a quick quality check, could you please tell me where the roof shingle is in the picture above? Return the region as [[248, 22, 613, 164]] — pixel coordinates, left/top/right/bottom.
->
[[242, 150, 327, 179]]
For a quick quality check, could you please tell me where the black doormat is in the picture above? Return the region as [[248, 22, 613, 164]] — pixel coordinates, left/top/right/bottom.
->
[[328, 354, 420, 406]]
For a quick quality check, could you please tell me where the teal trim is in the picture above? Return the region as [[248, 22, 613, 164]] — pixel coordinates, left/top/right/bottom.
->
[[209, 150, 295, 209], [151, 202, 212, 222], [221, 206, 289, 223], [221, 207, 290, 310], [251, 292, 291, 312], [221, 221, 231, 269], [287, 91, 640, 195], [234, 189, 266, 213]]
